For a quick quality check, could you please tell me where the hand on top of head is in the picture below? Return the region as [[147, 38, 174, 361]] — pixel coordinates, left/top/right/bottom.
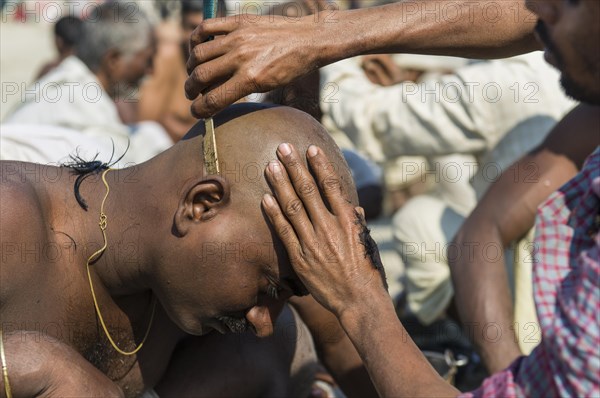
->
[[261, 142, 388, 318], [185, 10, 323, 118]]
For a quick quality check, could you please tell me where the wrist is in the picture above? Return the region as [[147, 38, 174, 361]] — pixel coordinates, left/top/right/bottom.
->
[[481, 341, 523, 374], [337, 289, 396, 333]]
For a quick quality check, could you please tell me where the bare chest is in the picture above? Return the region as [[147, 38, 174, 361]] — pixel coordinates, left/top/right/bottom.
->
[[3, 274, 182, 397]]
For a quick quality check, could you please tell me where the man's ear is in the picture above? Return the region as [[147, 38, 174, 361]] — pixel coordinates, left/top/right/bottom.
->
[[174, 177, 230, 236]]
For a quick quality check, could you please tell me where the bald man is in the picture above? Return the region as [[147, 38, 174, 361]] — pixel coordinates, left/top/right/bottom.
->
[[0, 104, 367, 397]]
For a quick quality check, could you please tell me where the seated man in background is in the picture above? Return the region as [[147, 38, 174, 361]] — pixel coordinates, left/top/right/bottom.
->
[[0, 104, 375, 397], [3, 2, 171, 165]]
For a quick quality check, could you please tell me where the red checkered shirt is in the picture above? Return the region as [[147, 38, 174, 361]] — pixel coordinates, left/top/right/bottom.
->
[[462, 147, 600, 398]]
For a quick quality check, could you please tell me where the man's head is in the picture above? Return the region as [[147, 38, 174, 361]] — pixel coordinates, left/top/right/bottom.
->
[[152, 104, 357, 337], [54, 15, 82, 58], [76, 2, 156, 92], [527, 0, 600, 104], [180, 0, 227, 60]]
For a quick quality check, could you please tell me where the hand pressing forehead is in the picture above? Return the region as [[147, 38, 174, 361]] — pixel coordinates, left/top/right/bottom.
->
[[158, 103, 360, 337]]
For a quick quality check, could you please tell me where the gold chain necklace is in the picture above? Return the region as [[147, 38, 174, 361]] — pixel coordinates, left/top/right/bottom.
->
[[86, 169, 156, 356]]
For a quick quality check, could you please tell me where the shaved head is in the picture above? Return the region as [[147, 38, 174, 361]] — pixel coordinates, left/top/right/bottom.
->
[[153, 103, 359, 335], [180, 103, 358, 206]]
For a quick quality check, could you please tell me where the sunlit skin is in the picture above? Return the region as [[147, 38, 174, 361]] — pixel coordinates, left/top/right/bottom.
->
[[0, 104, 357, 396]]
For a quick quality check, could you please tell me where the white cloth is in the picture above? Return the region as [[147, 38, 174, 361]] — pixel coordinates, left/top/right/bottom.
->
[[3, 56, 172, 165], [320, 52, 575, 167], [0, 124, 136, 168]]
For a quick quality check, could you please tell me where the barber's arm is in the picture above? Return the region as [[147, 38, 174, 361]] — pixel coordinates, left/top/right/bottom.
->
[[450, 103, 600, 373], [186, 0, 539, 118], [0, 331, 123, 398], [262, 144, 458, 398]]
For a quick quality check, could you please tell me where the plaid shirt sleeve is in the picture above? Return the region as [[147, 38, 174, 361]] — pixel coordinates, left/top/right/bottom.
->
[[460, 147, 600, 398]]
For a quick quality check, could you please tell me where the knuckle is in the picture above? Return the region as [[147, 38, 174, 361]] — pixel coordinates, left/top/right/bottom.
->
[[193, 67, 208, 85], [285, 160, 305, 178], [245, 68, 261, 87], [285, 199, 304, 216], [322, 176, 341, 193], [192, 44, 204, 62], [278, 224, 295, 239], [204, 92, 220, 112], [299, 181, 317, 197]]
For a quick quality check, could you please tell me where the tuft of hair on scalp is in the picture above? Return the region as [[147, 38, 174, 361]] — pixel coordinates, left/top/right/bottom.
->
[[61, 140, 129, 211]]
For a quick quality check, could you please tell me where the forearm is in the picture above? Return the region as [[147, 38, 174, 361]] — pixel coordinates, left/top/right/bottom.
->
[[450, 223, 522, 373], [338, 291, 458, 398], [317, 0, 540, 66], [318, 334, 379, 398], [449, 117, 590, 372], [289, 296, 378, 398]]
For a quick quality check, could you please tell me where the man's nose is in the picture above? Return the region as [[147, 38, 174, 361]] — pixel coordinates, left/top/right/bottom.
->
[[526, 0, 559, 25], [245, 300, 286, 338]]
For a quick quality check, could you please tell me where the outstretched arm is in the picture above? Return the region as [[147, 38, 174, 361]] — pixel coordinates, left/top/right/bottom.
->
[[262, 143, 458, 397], [450, 104, 600, 373], [186, 0, 539, 117]]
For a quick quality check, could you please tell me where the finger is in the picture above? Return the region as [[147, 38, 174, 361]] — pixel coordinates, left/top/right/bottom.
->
[[265, 160, 315, 242], [276, 143, 330, 220], [185, 56, 234, 101], [363, 65, 381, 86], [368, 60, 394, 86], [366, 62, 392, 86], [261, 193, 302, 258], [306, 145, 352, 217], [190, 17, 239, 49], [186, 38, 228, 76], [379, 55, 397, 72], [189, 74, 256, 118]]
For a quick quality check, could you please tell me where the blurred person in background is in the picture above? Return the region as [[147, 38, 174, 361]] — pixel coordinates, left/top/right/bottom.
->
[[138, 0, 226, 142], [35, 15, 83, 80], [3, 2, 172, 165]]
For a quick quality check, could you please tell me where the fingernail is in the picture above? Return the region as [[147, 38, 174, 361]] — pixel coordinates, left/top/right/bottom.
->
[[268, 160, 281, 175], [307, 145, 318, 158], [279, 143, 292, 156], [263, 193, 275, 207]]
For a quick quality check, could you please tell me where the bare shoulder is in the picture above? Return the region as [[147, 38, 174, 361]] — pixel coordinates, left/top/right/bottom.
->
[[1, 161, 46, 230], [0, 161, 48, 300]]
